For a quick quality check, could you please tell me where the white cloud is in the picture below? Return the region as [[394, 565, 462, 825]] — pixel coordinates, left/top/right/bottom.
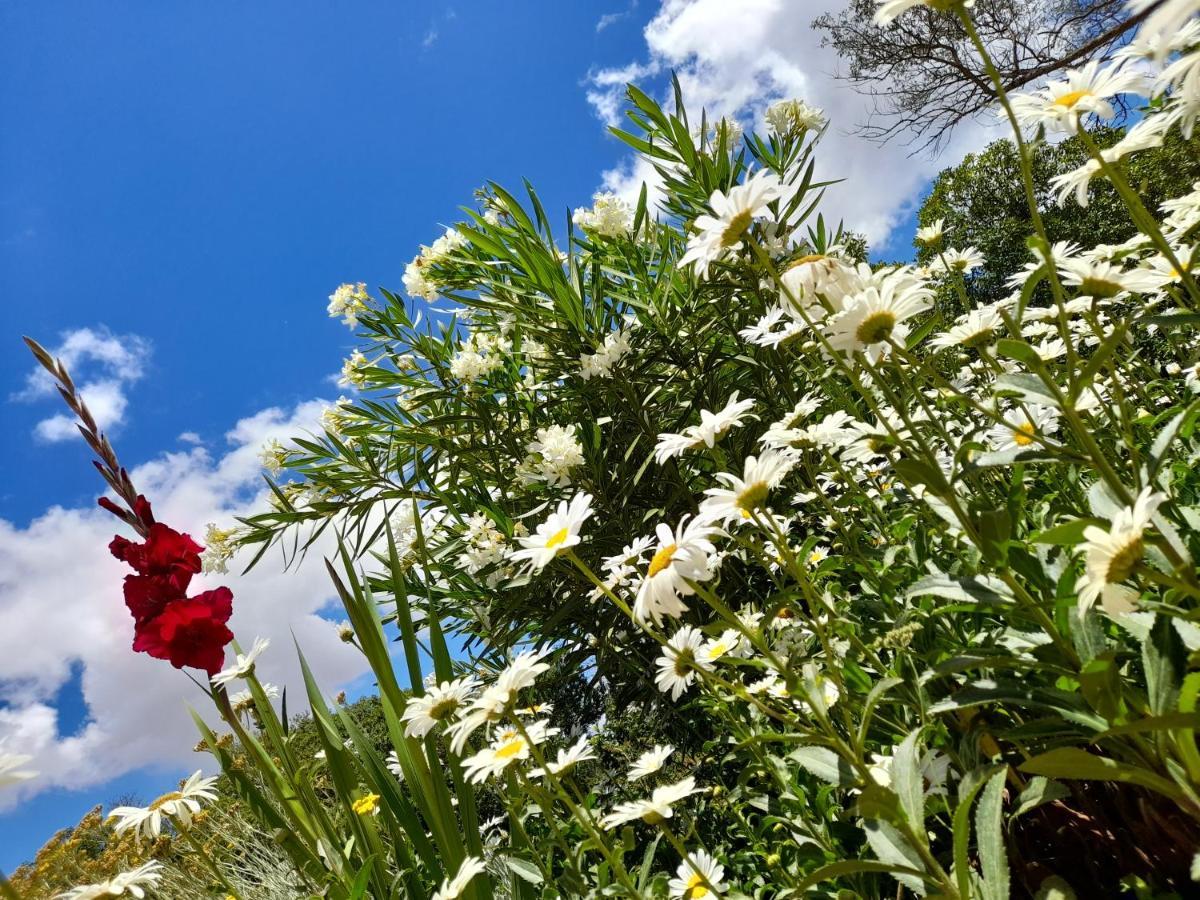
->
[[14, 327, 151, 443], [0, 398, 369, 808], [597, 0, 639, 32], [587, 0, 1003, 250]]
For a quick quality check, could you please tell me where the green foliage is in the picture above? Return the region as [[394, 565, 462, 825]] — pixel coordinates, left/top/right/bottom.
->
[[916, 126, 1200, 303]]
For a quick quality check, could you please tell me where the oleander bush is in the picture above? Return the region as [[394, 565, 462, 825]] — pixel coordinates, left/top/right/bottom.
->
[[21, 1, 1200, 898]]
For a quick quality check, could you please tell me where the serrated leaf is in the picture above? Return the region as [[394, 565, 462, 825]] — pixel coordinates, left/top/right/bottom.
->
[[788, 746, 856, 786]]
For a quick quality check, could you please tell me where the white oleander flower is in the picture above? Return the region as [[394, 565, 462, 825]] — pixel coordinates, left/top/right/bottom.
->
[[402, 677, 479, 737], [531, 736, 597, 778], [258, 438, 288, 476], [431, 856, 488, 900], [700, 451, 794, 525], [462, 720, 558, 783], [108, 772, 219, 842], [1010, 61, 1149, 134], [55, 861, 163, 900], [629, 744, 674, 781], [655, 625, 713, 700], [327, 282, 370, 327], [1077, 487, 1166, 615], [874, 0, 974, 25], [510, 493, 594, 573], [523, 424, 585, 487], [339, 349, 371, 388], [635, 518, 719, 626], [679, 170, 785, 278], [669, 849, 727, 900], [654, 393, 756, 463], [210, 636, 270, 687], [580, 328, 632, 379], [573, 191, 634, 237], [601, 776, 704, 828], [765, 98, 825, 134], [200, 523, 239, 575]]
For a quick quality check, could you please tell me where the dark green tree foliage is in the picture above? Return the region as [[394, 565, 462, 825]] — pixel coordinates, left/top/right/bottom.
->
[[916, 126, 1200, 304]]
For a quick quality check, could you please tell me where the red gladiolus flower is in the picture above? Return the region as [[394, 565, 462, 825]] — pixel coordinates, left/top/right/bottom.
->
[[109, 523, 202, 592], [123, 574, 182, 623], [132, 588, 234, 675]]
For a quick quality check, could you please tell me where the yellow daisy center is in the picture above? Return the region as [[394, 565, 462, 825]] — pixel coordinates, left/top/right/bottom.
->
[[855, 311, 897, 345], [736, 481, 769, 514], [1054, 89, 1092, 108], [150, 791, 182, 811], [648, 543, 678, 577], [1105, 536, 1144, 585], [1078, 276, 1122, 298], [788, 253, 825, 269], [495, 737, 528, 760], [1012, 424, 1036, 447], [719, 210, 754, 247], [685, 873, 711, 898], [429, 697, 460, 721], [545, 526, 571, 549]]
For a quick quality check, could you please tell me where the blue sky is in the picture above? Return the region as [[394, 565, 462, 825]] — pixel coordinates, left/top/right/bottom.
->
[[0, 0, 949, 875]]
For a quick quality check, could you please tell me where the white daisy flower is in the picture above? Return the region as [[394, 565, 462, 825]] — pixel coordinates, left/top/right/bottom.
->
[[210, 636, 270, 687], [700, 451, 794, 525], [938, 246, 984, 275], [600, 776, 704, 828], [679, 170, 786, 278], [1058, 257, 1164, 297], [986, 407, 1060, 452], [825, 281, 933, 360], [530, 736, 597, 778], [668, 849, 727, 900], [629, 744, 675, 781], [461, 720, 558, 783], [1077, 487, 1166, 615], [431, 856, 488, 900], [635, 518, 719, 625], [1126, 0, 1200, 58], [55, 861, 163, 900], [914, 218, 946, 247], [509, 493, 594, 573], [1010, 60, 1149, 134], [402, 677, 479, 737], [655, 625, 713, 700], [654, 393, 757, 463], [929, 305, 1005, 351], [108, 771, 219, 842]]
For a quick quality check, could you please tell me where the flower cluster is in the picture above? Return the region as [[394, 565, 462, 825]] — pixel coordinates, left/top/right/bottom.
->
[[108, 499, 234, 675]]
